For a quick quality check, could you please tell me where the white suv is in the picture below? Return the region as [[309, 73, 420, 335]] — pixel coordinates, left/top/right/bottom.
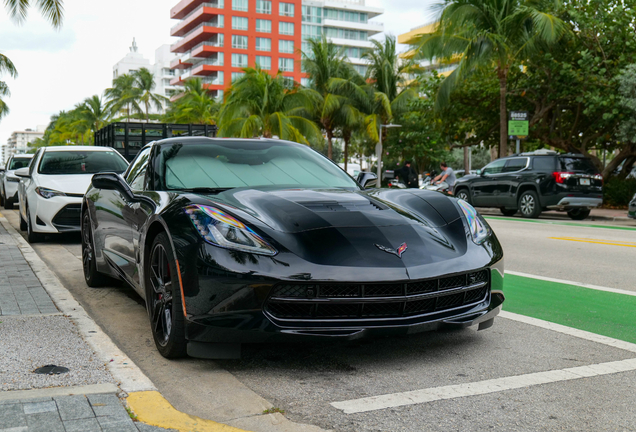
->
[[16, 146, 129, 242], [1, 154, 34, 209]]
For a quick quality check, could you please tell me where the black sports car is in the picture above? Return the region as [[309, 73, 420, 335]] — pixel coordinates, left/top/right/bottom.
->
[[82, 138, 504, 359]]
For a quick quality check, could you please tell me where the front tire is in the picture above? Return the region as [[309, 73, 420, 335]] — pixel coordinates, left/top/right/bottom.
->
[[567, 208, 591, 220], [4, 197, 13, 210], [147, 233, 187, 359], [455, 188, 471, 204], [26, 205, 42, 243], [81, 211, 111, 287], [500, 208, 517, 217], [19, 213, 27, 231], [518, 190, 541, 218]]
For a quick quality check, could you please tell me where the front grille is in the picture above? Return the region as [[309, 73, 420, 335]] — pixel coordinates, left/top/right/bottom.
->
[[51, 204, 81, 230], [265, 269, 490, 322]]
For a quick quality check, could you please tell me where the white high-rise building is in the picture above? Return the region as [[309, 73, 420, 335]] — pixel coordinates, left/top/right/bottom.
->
[[112, 39, 179, 116], [5, 126, 46, 163]]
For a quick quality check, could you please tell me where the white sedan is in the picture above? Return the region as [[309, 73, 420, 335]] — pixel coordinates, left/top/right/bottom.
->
[[1, 154, 33, 209], [16, 146, 129, 242]]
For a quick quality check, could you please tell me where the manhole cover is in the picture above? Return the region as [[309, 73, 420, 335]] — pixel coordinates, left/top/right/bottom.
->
[[33, 365, 69, 375]]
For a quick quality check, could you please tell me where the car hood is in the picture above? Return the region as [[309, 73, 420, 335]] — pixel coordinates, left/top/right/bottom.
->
[[188, 188, 472, 270], [38, 174, 93, 195]]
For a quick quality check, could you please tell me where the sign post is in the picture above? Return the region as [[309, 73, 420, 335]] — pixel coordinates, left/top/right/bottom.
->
[[508, 111, 529, 153]]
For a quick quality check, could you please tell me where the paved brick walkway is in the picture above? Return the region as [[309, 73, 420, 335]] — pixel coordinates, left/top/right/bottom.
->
[[0, 224, 58, 316]]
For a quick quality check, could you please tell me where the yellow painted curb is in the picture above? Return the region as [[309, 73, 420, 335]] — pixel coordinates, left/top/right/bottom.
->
[[127, 391, 251, 432]]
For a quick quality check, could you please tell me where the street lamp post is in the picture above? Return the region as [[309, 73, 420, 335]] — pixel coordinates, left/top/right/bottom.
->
[[376, 123, 402, 188]]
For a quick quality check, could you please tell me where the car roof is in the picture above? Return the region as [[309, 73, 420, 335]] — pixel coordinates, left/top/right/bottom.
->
[[43, 146, 118, 152], [12, 154, 34, 159]]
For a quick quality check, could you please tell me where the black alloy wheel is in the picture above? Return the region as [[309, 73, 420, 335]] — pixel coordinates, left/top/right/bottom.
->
[[500, 208, 517, 217], [455, 189, 471, 204], [567, 208, 591, 220], [26, 204, 42, 243], [147, 233, 187, 358], [518, 190, 541, 219], [81, 212, 110, 287]]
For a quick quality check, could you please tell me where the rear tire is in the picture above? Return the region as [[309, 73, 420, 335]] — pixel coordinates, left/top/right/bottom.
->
[[81, 211, 112, 287], [19, 213, 27, 231], [567, 208, 591, 220], [455, 188, 471, 204], [26, 205, 42, 243], [0, 190, 4, 207], [4, 197, 13, 210], [500, 208, 517, 217], [518, 190, 541, 218], [147, 233, 187, 359]]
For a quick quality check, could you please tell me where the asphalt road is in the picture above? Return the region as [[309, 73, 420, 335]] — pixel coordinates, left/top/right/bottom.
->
[[4, 208, 636, 431]]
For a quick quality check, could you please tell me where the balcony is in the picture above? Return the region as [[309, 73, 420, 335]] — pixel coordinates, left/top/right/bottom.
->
[[170, 19, 225, 53], [191, 38, 224, 57], [171, 2, 225, 37], [323, 19, 384, 36], [171, 0, 223, 20], [170, 51, 195, 69]]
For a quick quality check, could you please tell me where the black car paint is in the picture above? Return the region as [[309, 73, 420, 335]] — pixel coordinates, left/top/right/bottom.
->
[[83, 139, 504, 347]]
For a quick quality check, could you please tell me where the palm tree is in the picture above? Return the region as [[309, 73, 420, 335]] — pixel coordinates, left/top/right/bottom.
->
[[0, 54, 17, 120], [75, 95, 111, 140], [105, 74, 140, 122], [163, 78, 219, 124], [302, 35, 355, 160], [413, 0, 569, 158], [218, 67, 321, 144], [131, 68, 166, 122]]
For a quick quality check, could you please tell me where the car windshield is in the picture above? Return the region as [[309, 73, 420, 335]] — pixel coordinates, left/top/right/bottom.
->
[[39, 151, 129, 175], [159, 141, 358, 190], [558, 157, 598, 174], [9, 157, 31, 170]]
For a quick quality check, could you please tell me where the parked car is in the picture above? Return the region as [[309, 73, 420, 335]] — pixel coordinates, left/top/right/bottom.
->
[[1, 154, 34, 209], [454, 150, 603, 220], [82, 137, 505, 359], [629, 193, 636, 219], [16, 146, 129, 242]]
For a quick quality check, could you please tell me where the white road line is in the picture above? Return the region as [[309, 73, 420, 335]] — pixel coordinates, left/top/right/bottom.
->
[[330, 357, 636, 414], [505, 270, 636, 297], [500, 311, 636, 354]]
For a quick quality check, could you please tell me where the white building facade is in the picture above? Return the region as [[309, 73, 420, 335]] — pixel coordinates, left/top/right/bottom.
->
[[3, 126, 46, 164]]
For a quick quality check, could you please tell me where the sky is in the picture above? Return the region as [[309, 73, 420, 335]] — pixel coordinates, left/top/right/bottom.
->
[[0, 0, 437, 144]]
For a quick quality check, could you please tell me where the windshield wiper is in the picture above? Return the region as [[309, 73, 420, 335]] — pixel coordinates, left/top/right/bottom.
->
[[180, 187, 234, 194]]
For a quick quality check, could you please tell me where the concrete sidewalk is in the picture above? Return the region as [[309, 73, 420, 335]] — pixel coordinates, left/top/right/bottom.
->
[[0, 219, 176, 432]]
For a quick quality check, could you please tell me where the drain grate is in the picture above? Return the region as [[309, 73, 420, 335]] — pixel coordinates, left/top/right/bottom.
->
[[33, 365, 69, 375]]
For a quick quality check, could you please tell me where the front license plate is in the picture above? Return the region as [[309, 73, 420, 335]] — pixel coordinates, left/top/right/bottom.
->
[[580, 178, 591, 186]]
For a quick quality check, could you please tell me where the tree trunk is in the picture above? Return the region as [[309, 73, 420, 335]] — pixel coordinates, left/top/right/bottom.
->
[[146, 101, 150, 122], [498, 69, 508, 159], [326, 129, 333, 160], [464, 146, 470, 173], [343, 131, 351, 172]]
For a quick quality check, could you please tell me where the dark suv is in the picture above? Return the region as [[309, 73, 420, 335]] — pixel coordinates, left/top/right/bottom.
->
[[454, 150, 603, 220]]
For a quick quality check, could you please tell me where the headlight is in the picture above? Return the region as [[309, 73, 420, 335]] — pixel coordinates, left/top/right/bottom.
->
[[185, 205, 277, 256], [456, 199, 491, 244], [35, 187, 66, 199]]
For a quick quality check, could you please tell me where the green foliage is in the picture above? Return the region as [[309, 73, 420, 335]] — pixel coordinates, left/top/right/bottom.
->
[[603, 177, 636, 207], [163, 78, 219, 124]]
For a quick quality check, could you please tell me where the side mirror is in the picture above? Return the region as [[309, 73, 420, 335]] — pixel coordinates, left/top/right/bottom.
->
[[92, 173, 135, 201], [15, 167, 30, 178], [356, 171, 378, 189], [477, 169, 484, 176]]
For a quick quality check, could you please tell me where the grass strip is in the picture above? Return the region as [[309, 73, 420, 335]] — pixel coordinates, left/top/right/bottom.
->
[[484, 216, 636, 231]]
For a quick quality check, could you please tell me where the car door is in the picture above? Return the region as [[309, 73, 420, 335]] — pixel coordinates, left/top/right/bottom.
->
[[19, 150, 41, 221], [98, 147, 151, 285], [497, 157, 529, 207], [471, 159, 506, 207]]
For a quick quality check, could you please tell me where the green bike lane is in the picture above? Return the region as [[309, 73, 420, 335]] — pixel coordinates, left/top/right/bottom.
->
[[503, 272, 636, 343]]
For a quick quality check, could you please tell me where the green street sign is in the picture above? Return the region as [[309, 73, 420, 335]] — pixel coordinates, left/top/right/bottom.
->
[[509, 111, 529, 139]]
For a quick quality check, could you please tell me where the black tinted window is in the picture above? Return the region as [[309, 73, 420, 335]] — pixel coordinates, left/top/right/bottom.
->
[[532, 157, 555, 171], [482, 160, 506, 175], [559, 157, 598, 174], [9, 157, 31, 170], [39, 151, 129, 175], [126, 147, 152, 190], [503, 158, 528, 172]]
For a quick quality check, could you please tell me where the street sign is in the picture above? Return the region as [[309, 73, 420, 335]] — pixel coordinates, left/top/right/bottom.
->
[[508, 111, 529, 140]]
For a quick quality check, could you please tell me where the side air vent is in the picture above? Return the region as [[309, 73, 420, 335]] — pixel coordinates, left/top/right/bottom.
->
[[300, 201, 383, 212]]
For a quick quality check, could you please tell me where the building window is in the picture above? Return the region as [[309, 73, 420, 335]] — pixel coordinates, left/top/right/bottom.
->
[[301, 78, 311, 87], [232, 53, 248, 68], [232, 72, 245, 82], [353, 64, 368, 76], [323, 9, 368, 23], [302, 6, 322, 23], [279, 21, 294, 35], [279, 57, 294, 72], [232, 0, 248, 11], [279, 2, 294, 17], [256, 37, 271, 51], [325, 27, 367, 41], [256, 0, 271, 14], [256, 19, 271, 33], [279, 39, 294, 54], [232, 16, 248, 30], [255, 55, 271, 70], [302, 24, 322, 40], [232, 35, 248, 49]]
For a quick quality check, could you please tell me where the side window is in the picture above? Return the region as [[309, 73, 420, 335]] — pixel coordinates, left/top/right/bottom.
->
[[29, 151, 41, 176], [532, 157, 556, 171], [503, 158, 528, 173], [125, 147, 152, 191], [482, 160, 506, 175]]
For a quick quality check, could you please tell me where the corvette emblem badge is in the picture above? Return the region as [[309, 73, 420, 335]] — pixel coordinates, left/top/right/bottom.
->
[[375, 242, 408, 258]]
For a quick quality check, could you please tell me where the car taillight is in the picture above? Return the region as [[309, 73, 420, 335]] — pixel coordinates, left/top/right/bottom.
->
[[553, 172, 574, 184]]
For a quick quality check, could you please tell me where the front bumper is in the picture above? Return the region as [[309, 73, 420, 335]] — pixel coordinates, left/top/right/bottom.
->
[[31, 195, 83, 233], [546, 196, 603, 210]]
